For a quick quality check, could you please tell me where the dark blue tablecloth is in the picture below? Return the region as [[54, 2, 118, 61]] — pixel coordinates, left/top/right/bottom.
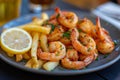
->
[[0, 0, 120, 80]]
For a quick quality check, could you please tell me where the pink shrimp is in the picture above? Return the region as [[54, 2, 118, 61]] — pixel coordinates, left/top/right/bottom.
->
[[61, 49, 85, 69], [37, 41, 66, 61], [95, 17, 115, 54], [71, 28, 96, 55], [55, 7, 78, 29]]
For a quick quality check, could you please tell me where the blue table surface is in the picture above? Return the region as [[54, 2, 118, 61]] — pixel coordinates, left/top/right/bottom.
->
[[0, 0, 120, 80]]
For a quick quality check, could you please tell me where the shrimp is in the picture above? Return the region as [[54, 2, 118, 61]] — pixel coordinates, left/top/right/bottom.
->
[[60, 37, 71, 46], [71, 28, 96, 55], [55, 7, 78, 29], [77, 18, 95, 36], [79, 53, 94, 66], [37, 41, 66, 61], [79, 49, 98, 65], [95, 17, 115, 54], [66, 49, 79, 61], [61, 49, 85, 69], [48, 27, 64, 42]]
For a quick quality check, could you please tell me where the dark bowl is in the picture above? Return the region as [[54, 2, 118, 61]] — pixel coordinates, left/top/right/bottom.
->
[[0, 10, 120, 75]]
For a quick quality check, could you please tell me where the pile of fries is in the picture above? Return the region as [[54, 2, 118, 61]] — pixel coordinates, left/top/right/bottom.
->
[[7, 13, 59, 71]]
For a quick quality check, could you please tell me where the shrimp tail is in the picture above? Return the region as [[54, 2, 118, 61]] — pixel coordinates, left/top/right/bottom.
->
[[55, 7, 61, 13], [96, 17, 104, 40]]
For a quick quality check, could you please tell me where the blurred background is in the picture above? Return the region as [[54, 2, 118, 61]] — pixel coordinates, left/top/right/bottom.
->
[[0, 0, 120, 26]]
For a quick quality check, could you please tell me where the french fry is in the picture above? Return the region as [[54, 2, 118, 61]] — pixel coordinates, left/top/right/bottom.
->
[[39, 34, 49, 52], [38, 59, 46, 68], [20, 25, 51, 34], [43, 61, 59, 71], [41, 12, 49, 20], [31, 32, 39, 58], [32, 57, 40, 69], [25, 58, 45, 69], [25, 59, 33, 68], [16, 54, 23, 62], [32, 17, 45, 25], [7, 53, 14, 57], [23, 53, 31, 60], [29, 32, 40, 69]]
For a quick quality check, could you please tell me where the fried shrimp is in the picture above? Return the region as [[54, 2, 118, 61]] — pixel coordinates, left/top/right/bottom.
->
[[95, 17, 115, 54], [60, 37, 71, 46], [71, 28, 96, 55], [61, 49, 85, 69], [77, 18, 95, 36], [79, 51, 98, 66], [37, 41, 66, 61], [55, 7, 78, 29], [48, 27, 64, 42], [66, 49, 79, 61]]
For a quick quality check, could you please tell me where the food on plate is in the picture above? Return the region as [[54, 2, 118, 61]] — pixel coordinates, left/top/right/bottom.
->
[[95, 17, 115, 54], [0, 8, 115, 71]]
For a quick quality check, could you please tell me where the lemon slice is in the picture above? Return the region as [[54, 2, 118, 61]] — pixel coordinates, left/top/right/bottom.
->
[[0, 28, 32, 54]]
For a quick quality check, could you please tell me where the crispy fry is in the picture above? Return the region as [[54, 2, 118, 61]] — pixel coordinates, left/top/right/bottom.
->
[[25, 58, 45, 69], [16, 54, 23, 62], [31, 32, 39, 58], [23, 53, 31, 60], [43, 61, 59, 71], [41, 12, 49, 20], [25, 58, 33, 68], [39, 34, 49, 52], [30, 32, 40, 69], [20, 25, 51, 34], [32, 57, 40, 69], [7, 53, 14, 57]]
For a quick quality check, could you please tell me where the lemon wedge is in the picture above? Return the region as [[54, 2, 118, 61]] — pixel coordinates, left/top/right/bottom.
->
[[0, 28, 32, 54]]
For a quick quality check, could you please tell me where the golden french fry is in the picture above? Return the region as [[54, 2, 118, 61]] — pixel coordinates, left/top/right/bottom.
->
[[16, 54, 23, 62], [39, 34, 49, 52], [25, 59, 33, 68], [23, 53, 31, 60], [41, 12, 49, 20], [32, 57, 40, 69], [20, 25, 51, 34], [25, 58, 45, 69], [31, 32, 39, 58], [38, 59, 46, 68], [7, 53, 14, 57], [29, 32, 40, 69], [43, 61, 59, 71], [32, 18, 45, 25]]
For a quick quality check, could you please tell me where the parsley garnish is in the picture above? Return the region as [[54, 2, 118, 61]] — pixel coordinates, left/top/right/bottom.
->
[[78, 29, 82, 32], [114, 41, 117, 46], [87, 48, 91, 52], [56, 52, 59, 56], [95, 57, 99, 61], [103, 54, 109, 58], [63, 31, 71, 39], [50, 24, 55, 33], [56, 13, 60, 19]]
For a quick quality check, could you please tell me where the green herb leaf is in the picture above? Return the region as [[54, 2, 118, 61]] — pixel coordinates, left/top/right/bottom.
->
[[56, 52, 59, 56], [103, 54, 109, 58], [63, 31, 71, 39], [87, 48, 91, 52], [50, 24, 55, 33], [114, 41, 117, 46], [56, 13, 60, 19], [95, 57, 99, 61], [78, 29, 82, 32]]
